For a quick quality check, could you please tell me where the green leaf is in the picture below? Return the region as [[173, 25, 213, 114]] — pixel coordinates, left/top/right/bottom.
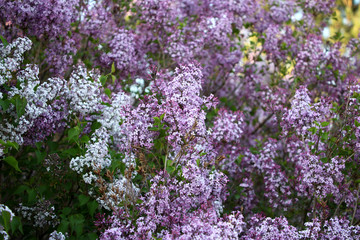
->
[[68, 127, 80, 142], [104, 88, 111, 98], [0, 35, 8, 47], [0, 140, 19, 150], [91, 121, 102, 131], [0, 99, 11, 111], [11, 216, 23, 234], [35, 150, 46, 163], [111, 62, 116, 73], [321, 121, 330, 127], [78, 195, 90, 206], [196, 158, 201, 167], [307, 127, 317, 134], [4, 156, 20, 171], [58, 220, 69, 233], [80, 135, 90, 144], [69, 214, 85, 236], [355, 120, 360, 127], [111, 74, 116, 83], [15, 96, 27, 119], [62, 148, 80, 156], [159, 112, 166, 121], [166, 165, 175, 173], [1, 211, 11, 232], [153, 116, 160, 123], [99, 75, 108, 86], [62, 207, 72, 216], [26, 188, 37, 204], [87, 201, 98, 217]]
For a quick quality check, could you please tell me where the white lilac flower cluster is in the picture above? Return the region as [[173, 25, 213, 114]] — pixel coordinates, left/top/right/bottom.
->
[[17, 201, 58, 228], [0, 37, 32, 86], [96, 174, 140, 210], [70, 127, 111, 177], [49, 230, 67, 240], [0, 38, 104, 145], [67, 65, 102, 116]]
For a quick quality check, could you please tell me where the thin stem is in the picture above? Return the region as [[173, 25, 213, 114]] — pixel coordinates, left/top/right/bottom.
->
[[164, 144, 168, 172], [351, 184, 360, 225]]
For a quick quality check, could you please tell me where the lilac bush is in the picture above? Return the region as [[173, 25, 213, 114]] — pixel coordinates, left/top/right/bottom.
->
[[1, 0, 360, 239]]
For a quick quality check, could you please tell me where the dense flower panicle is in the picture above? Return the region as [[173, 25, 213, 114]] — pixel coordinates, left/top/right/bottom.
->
[[300, 217, 360, 239], [17, 200, 58, 228], [244, 215, 301, 240], [269, 0, 295, 23], [67, 65, 102, 116], [99, 91, 130, 134], [0, 37, 32, 85], [295, 35, 325, 79], [48, 230, 67, 240], [248, 140, 292, 208], [100, 29, 145, 75], [119, 96, 159, 150], [282, 86, 333, 138], [153, 64, 216, 146], [136, 0, 175, 25], [22, 99, 69, 145], [292, 148, 345, 200], [70, 127, 111, 175], [79, 2, 116, 38], [211, 108, 244, 143], [45, 36, 76, 75]]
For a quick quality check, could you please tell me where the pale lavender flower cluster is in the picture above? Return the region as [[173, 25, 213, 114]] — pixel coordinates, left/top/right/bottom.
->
[[100, 29, 145, 75], [153, 64, 216, 146], [245, 215, 301, 240], [294, 149, 345, 199], [282, 86, 333, 137], [211, 108, 244, 143]]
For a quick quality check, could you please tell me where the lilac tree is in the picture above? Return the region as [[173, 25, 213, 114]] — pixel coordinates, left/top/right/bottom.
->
[[1, 0, 360, 239]]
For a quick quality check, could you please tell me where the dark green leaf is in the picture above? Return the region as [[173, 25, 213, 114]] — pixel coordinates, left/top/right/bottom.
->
[[68, 127, 80, 142], [1, 211, 11, 232], [4, 156, 20, 171], [104, 88, 111, 98], [15, 96, 27, 119], [78, 195, 90, 206], [0, 35, 8, 47]]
